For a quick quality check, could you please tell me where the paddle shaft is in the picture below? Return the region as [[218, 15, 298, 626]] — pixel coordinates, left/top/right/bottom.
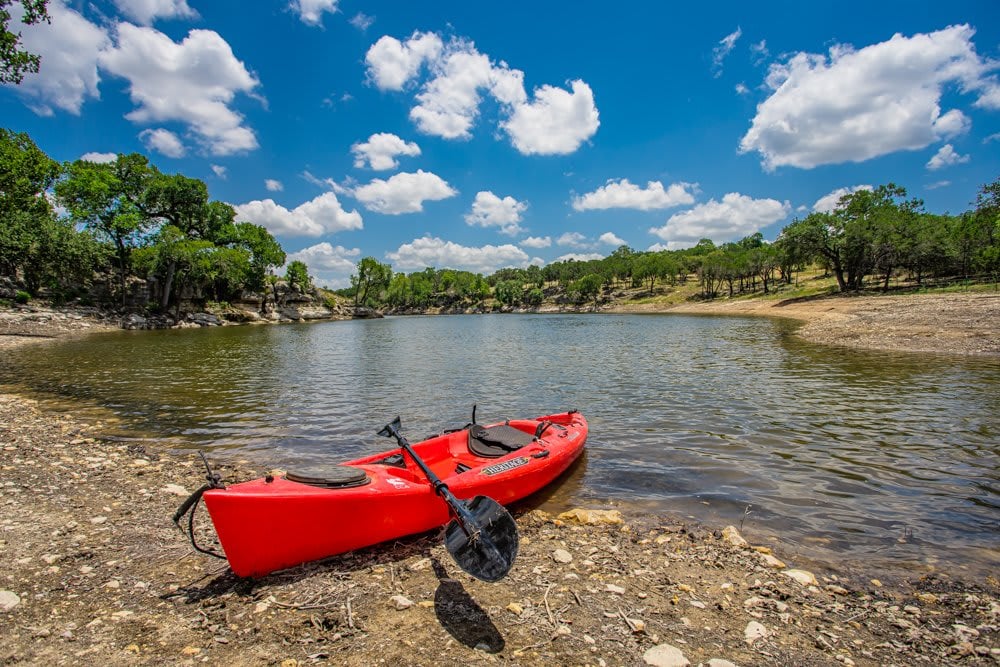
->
[[383, 424, 481, 536]]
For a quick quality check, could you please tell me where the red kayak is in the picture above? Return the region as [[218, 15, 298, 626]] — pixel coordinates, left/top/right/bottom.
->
[[200, 410, 587, 577]]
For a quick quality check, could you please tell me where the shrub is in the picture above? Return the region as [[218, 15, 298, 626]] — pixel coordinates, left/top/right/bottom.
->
[[14, 291, 31, 305]]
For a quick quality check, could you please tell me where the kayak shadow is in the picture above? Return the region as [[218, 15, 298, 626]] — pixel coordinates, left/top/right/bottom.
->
[[431, 558, 505, 653]]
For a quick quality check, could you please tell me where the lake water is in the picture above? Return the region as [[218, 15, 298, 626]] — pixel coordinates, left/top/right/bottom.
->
[[2, 313, 997, 578]]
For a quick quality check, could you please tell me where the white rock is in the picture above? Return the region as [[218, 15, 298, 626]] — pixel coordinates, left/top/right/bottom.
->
[[389, 594, 414, 610], [707, 660, 739, 667], [744, 620, 768, 645], [783, 569, 818, 586], [605, 584, 626, 595], [0, 590, 20, 612], [643, 643, 690, 667], [760, 554, 786, 569], [552, 548, 573, 564], [721, 526, 748, 548], [162, 484, 188, 496]]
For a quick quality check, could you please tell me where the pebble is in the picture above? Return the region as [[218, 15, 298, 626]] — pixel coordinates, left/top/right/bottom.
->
[[552, 548, 573, 564], [745, 621, 768, 645], [162, 484, 188, 496], [707, 660, 739, 667], [90, 516, 108, 525], [721, 526, 747, 548], [389, 595, 414, 610], [605, 584, 626, 595], [642, 643, 690, 667], [0, 590, 20, 612], [760, 554, 786, 569], [506, 602, 524, 615], [783, 569, 818, 586]]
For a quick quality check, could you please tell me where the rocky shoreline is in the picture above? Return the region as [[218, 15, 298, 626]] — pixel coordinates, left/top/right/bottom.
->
[[1, 294, 998, 665], [0, 391, 997, 666]]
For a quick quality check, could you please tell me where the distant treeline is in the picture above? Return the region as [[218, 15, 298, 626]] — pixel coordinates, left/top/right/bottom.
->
[[340, 180, 999, 309], [2, 127, 997, 314]]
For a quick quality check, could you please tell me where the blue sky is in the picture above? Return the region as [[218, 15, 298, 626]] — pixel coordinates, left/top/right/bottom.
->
[[4, 0, 999, 287]]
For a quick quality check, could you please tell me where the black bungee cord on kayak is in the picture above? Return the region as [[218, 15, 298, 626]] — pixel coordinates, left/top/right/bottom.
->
[[172, 452, 227, 560]]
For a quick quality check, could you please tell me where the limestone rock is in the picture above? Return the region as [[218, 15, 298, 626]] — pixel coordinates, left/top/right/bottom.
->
[[745, 620, 768, 645], [389, 595, 414, 610], [557, 508, 624, 525], [760, 553, 786, 569], [0, 590, 20, 612], [552, 548, 573, 564], [782, 569, 818, 586], [721, 525, 748, 548], [643, 643, 690, 667]]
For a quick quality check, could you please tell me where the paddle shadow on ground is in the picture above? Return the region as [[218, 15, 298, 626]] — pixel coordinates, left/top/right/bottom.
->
[[431, 558, 505, 653]]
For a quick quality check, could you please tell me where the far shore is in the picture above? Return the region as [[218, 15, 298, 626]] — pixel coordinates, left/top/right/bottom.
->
[[2, 291, 999, 359], [633, 291, 1000, 357]]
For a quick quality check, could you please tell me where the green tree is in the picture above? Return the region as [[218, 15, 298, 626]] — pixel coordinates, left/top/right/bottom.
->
[[232, 222, 285, 312], [0, 128, 60, 283], [351, 256, 392, 308], [1, 0, 48, 85], [56, 153, 157, 306], [571, 273, 603, 308], [493, 279, 522, 306], [285, 260, 311, 293]]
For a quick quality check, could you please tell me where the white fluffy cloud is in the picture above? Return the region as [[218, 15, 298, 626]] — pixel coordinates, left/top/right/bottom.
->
[[366, 33, 599, 154], [9, 1, 109, 116], [211, 164, 227, 178], [926, 144, 970, 170], [111, 0, 197, 25], [740, 25, 998, 170], [649, 193, 790, 244], [365, 31, 443, 90], [265, 179, 284, 192], [557, 232, 592, 249], [350, 170, 457, 215], [286, 242, 360, 288], [351, 133, 421, 170], [812, 185, 873, 213], [234, 192, 363, 238], [386, 236, 530, 273], [520, 236, 551, 249], [465, 191, 527, 236], [599, 232, 626, 246], [502, 80, 600, 155], [572, 179, 697, 211], [139, 128, 185, 157], [100, 24, 261, 155], [290, 0, 339, 26], [80, 151, 116, 163]]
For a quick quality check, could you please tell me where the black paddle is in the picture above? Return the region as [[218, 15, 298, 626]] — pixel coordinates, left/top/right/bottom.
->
[[378, 417, 518, 582]]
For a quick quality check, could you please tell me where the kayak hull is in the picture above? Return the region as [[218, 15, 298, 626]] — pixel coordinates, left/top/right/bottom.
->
[[202, 411, 587, 577]]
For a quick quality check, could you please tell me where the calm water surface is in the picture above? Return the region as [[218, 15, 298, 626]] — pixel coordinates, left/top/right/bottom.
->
[[2, 314, 997, 577]]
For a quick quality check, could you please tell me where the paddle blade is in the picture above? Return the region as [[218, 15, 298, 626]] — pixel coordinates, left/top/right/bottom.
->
[[444, 496, 519, 582], [377, 416, 402, 439]]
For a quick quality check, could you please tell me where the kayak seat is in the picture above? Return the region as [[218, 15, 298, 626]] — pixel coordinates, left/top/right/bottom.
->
[[468, 424, 535, 458], [286, 464, 370, 488]]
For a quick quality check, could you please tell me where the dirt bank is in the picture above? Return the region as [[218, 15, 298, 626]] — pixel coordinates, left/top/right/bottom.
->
[[612, 292, 1000, 357]]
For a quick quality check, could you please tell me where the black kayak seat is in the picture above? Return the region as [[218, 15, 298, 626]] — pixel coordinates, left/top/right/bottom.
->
[[286, 465, 370, 488], [468, 423, 535, 458]]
